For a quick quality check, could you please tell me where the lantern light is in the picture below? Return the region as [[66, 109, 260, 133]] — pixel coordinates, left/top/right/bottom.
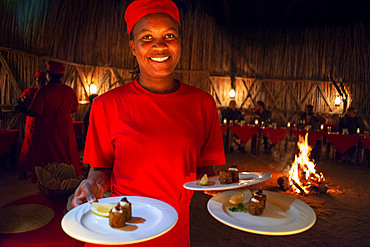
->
[[334, 96, 341, 106], [90, 84, 97, 95], [229, 89, 235, 98]]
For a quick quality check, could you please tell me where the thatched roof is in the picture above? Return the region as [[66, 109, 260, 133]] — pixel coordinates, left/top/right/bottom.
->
[[0, 0, 369, 127], [1, 0, 370, 82]]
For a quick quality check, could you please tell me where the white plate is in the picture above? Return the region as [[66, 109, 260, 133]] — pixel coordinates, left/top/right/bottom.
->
[[183, 172, 271, 191], [207, 190, 316, 235], [62, 196, 178, 245]]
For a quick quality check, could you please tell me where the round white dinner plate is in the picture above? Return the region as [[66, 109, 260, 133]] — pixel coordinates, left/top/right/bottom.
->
[[183, 172, 271, 191], [62, 196, 178, 245], [207, 190, 316, 235]]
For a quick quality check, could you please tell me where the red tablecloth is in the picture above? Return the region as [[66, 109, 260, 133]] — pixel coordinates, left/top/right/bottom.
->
[[360, 137, 370, 150], [324, 133, 360, 154], [261, 127, 290, 145], [0, 194, 84, 247], [291, 130, 324, 145], [221, 125, 229, 135], [229, 126, 260, 144], [0, 129, 19, 158], [73, 121, 84, 137]]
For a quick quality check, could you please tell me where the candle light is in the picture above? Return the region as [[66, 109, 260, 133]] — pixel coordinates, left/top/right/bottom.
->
[[320, 124, 324, 130], [223, 118, 227, 125], [255, 119, 259, 125], [357, 128, 361, 134], [287, 122, 291, 128]]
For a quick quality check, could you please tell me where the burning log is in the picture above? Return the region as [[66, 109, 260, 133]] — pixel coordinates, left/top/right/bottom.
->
[[278, 133, 328, 195], [277, 176, 290, 191], [292, 179, 306, 194], [277, 175, 328, 194]]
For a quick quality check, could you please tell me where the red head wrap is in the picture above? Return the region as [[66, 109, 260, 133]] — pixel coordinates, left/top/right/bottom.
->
[[35, 72, 47, 79], [124, 0, 180, 35], [47, 61, 65, 74]]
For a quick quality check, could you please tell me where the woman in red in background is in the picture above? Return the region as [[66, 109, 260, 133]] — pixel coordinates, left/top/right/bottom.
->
[[27, 61, 82, 178], [17, 72, 47, 179], [72, 0, 225, 246]]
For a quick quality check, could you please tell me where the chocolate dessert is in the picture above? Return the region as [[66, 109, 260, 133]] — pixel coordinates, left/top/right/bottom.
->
[[247, 190, 266, 216], [219, 166, 239, 184], [109, 197, 132, 228]]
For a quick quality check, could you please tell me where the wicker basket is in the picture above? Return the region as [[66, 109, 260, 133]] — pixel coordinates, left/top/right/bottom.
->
[[37, 182, 76, 201]]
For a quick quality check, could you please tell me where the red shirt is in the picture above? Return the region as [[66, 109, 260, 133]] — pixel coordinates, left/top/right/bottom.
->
[[27, 82, 81, 175], [84, 79, 225, 206], [18, 88, 38, 173]]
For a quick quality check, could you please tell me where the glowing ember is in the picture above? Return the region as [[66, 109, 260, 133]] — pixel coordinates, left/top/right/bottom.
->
[[288, 133, 325, 194]]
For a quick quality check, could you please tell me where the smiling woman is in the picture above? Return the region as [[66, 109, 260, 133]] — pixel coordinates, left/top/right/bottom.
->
[[128, 13, 181, 93], [71, 0, 226, 247]]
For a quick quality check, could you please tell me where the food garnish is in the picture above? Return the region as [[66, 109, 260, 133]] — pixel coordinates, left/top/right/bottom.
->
[[91, 202, 115, 217], [199, 174, 208, 186], [229, 203, 244, 212], [229, 189, 252, 204]]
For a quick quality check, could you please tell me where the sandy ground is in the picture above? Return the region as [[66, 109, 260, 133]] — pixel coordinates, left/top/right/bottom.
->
[[189, 152, 370, 247], [1, 144, 369, 247]]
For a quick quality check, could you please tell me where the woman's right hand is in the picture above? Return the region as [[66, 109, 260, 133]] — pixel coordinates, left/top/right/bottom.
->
[[71, 179, 105, 208]]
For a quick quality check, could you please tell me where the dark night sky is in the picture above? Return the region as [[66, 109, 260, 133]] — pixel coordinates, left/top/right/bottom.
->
[[192, 0, 370, 28]]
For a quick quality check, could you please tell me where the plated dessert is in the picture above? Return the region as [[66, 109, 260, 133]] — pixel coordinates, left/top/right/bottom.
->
[[91, 197, 132, 229], [219, 166, 239, 184], [228, 189, 267, 216], [207, 190, 316, 235], [183, 171, 271, 191], [109, 197, 132, 228], [62, 196, 179, 244]]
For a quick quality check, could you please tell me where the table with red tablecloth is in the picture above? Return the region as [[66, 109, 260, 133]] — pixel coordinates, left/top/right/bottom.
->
[[73, 121, 84, 137], [0, 129, 19, 159], [360, 137, 370, 150], [291, 130, 324, 145], [0, 194, 84, 247], [324, 132, 360, 154], [221, 125, 229, 135], [261, 127, 290, 146], [0, 129, 19, 169], [229, 126, 260, 144]]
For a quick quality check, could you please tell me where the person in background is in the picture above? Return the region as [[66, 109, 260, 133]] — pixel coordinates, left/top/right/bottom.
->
[[299, 104, 326, 130], [337, 107, 367, 165], [254, 100, 272, 125], [17, 72, 48, 113], [338, 107, 365, 135], [221, 100, 244, 125], [221, 100, 245, 153], [17, 72, 47, 179], [27, 61, 82, 179], [253, 100, 272, 154], [71, 1, 226, 246]]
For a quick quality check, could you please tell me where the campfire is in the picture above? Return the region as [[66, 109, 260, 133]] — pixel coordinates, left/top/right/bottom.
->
[[278, 133, 327, 194]]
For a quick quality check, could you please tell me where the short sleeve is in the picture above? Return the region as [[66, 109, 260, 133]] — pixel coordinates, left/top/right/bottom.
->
[[83, 99, 115, 168], [198, 98, 225, 168]]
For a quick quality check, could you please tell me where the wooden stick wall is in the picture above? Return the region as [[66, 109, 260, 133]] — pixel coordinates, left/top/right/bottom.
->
[[0, 0, 369, 129]]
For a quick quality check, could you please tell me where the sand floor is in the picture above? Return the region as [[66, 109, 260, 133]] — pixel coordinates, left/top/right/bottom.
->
[[190, 152, 370, 247]]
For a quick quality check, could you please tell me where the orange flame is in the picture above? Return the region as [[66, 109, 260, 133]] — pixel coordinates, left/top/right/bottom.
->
[[288, 133, 325, 194]]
